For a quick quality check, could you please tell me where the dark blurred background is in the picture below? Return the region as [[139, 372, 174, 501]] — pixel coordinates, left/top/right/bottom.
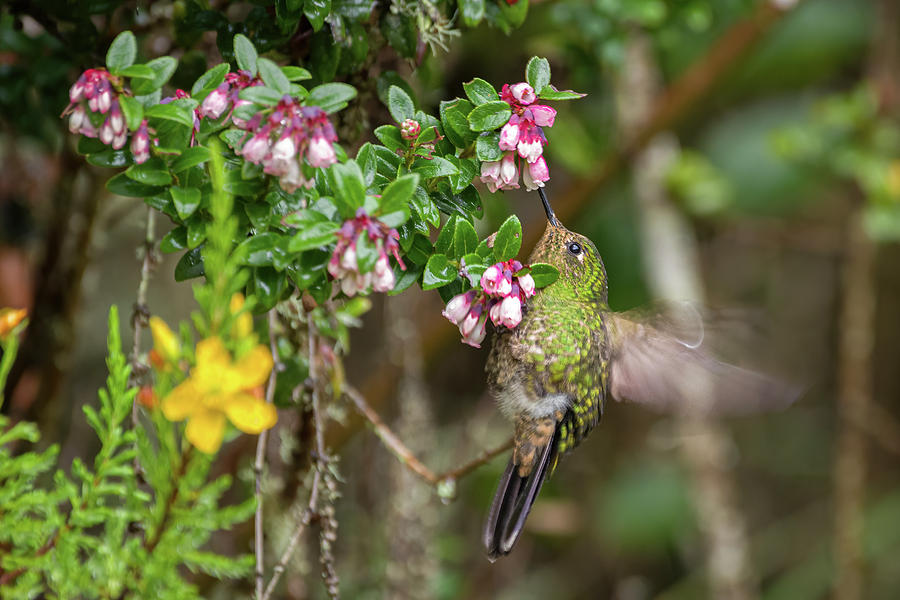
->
[[1, 0, 899, 598]]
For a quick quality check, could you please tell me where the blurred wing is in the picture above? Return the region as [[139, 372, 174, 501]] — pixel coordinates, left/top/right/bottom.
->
[[607, 303, 802, 416]]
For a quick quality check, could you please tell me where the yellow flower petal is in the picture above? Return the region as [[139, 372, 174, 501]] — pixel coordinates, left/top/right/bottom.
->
[[161, 379, 200, 421], [185, 409, 226, 454], [232, 345, 273, 389], [193, 336, 237, 394], [224, 394, 278, 434], [0, 307, 27, 337], [149, 316, 180, 361], [229, 294, 254, 338]]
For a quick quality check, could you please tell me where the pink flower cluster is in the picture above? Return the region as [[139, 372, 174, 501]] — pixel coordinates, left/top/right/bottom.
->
[[238, 99, 338, 192], [64, 69, 153, 163], [198, 70, 263, 127], [442, 260, 536, 347], [328, 210, 405, 297], [480, 82, 556, 193]]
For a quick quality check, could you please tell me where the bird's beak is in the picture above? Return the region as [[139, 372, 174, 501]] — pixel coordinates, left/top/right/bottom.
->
[[538, 188, 561, 228]]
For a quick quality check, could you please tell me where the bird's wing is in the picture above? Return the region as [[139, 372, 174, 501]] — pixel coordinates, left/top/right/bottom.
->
[[606, 302, 801, 416]]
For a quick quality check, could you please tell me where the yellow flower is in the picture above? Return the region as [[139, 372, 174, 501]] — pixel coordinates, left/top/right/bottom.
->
[[0, 307, 27, 338], [230, 293, 253, 338], [161, 336, 276, 453], [149, 316, 180, 366]]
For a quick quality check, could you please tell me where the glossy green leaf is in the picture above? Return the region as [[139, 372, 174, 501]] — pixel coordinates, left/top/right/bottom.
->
[[440, 98, 477, 148], [422, 254, 457, 290], [170, 186, 201, 219], [171, 146, 211, 173], [106, 31, 136, 73], [234, 34, 258, 76], [528, 262, 559, 288], [86, 150, 131, 168], [387, 85, 415, 123], [526, 56, 551, 93], [235, 233, 285, 267], [306, 82, 357, 114], [467, 101, 512, 132], [239, 86, 283, 106], [434, 215, 457, 254], [145, 103, 194, 128], [125, 159, 172, 186], [476, 132, 502, 162], [251, 267, 287, 310], [131, 57, 178, 96], [453, 218, 479, 257], [191, 63, 229, 98], [459, 0, 485, 26], [538, 86, 587, 101], [160, 227, 187, 253], [118, 95, 144, 131], [374, 125, 405, 152], [118, 64, 155, 79], [410, 186, 440, 228], [257, 57, 290, 94], [330, 160, 367, 214], [355, 231, 377, 273], [304, 0, 331, 31], [287, 221, 339, 252], [412, 156, 459, 178], [493, 214, 522, 261], [174, 247, 205, 281], [380, 173, 419, 214], [463, 78, 498, 106]]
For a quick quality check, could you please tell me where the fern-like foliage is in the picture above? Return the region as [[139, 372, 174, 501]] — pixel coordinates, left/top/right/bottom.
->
[[0, 307, 256, 599]]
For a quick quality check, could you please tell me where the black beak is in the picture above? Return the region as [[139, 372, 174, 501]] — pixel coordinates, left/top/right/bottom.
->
[[538, 188, 560, 227]]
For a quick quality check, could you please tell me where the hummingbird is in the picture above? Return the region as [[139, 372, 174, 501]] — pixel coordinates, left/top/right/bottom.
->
[[483, 189, 798, 560]]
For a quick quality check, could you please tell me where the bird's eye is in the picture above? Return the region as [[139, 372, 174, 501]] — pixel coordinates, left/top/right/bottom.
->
[[567, 241, 582, 256]]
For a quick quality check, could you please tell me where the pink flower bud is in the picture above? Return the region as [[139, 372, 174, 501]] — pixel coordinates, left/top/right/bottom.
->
[[70, 80, 85, 103], [68, 106, 86, 134], [481, 264, 504, 295], [327, 252, 343, 279], [498, 120, 520, 152], [279, 160, 309, 192], [480, 160, 502, 193], [489, 300, 502, 326], [498, 153, 519, 189], [523, 156, 550, 191], [241, 134, 270, 163], [111, 131, 127, 150], [99, 119, 115, 145], [109, 104, 125, 135], [372, 253, 394, 292], [529, 105, 556, 128], [517, 129, 544, 163], [341, 244, 357, 271], [271, 135, 296, 160], [199, 86, 230, 119], [497, 295, 523, 328], [88, 95, 99, 113], [460, 307, 487, 347], [509, 82, 536, 105], [97, 90, 112, 114], [518, 273, 536, 297], [307, 135, 336, 168], [443, 292, 474, 325], [400, 119, 421, 140], [341, 275, 360, 297]]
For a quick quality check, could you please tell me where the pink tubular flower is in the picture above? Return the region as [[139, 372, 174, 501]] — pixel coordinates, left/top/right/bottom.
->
[[498, 153, 519, 189], [518, 273, 536, 297], [509, 82, 536, 105], [443, 291, 474, 324], [460, 305, 487, 348], [480, 160, 502, 193], [497, 295, 523, 328], [240, 133, 270, 163], [307, 134, 336, 168], [523, 156, 550, 191], [498, 116, 521, 151], [327, 210, 404, 297], [517, 128, 544, 164], [131, 120, 151, 164], [199, 85, 230, 119], [528, 104, 556, 128]]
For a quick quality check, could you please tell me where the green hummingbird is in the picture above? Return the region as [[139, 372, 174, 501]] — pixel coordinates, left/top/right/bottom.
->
[[483, 189, 797, 560]]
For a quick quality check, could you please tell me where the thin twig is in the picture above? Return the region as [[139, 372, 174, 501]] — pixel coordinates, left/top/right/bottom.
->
[[254, 310, 280, 600], [344, 384, 512, 487], [130, 207, 156, 428]]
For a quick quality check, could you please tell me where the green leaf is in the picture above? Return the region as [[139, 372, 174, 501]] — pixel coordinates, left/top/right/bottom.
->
[[305, 0, 332, 31], [528, 263, 559, 287], [118, 64, 155, 79], [356, 231, 377, 272], [170, 186, 201, 219], [257, 57, 290, 94], [239, 86, 283, 106], [526, 57, 551, 93], [282, 66, 312, 81], [387, 85, 415, 123], [234, 34, 258, 76], [459, 0, 485, 26], [306, 82, 357, 114], [422, 254, 457, 290], [434, 215, 457, 254], [145, 103, 194, 128], [131, 56, 178, 96], [538, 86, 587, 101], [410, 186, 440, 228], [374, 125, 404, 152], [379, 173, 419, 222], [125, 159, 172, 186], [160, 227, 187, 253], [174, 247, 205, 281], [287, 221, 339, 252], [388, 263, 423, 295], [476, 132, 502, 162], [357, 143, 377, 186], [192, 63, 229, 98], [412, 156, 459, 178], [171, 146, 211, 173], [439, 98, 476, 149], [467, 101, 511, 132], [251, 267, 287, 310], [380, 11, 417, 59], [461, 253, 487, 286], [86, 149, 131, 168], [118, 95, 144, 131], [493, 214, 522, 261], [106, 31, 136, 73], [453, 218, 479, 257], [236, 233, 286, 267], [463, 78, 498, 106], [329, 161, 366, 214]]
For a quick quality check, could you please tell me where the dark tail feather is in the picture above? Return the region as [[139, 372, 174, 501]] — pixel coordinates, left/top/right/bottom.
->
[[482, 428, 559, 560]]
